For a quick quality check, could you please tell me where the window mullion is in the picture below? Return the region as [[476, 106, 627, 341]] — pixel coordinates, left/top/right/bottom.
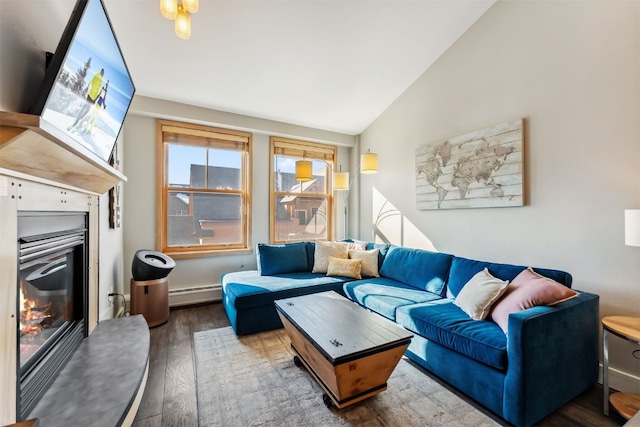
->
[[205, 145, 209, 189]]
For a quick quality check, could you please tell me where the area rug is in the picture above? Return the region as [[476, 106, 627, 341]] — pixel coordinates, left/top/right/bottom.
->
[[194, 326, 501, 427]]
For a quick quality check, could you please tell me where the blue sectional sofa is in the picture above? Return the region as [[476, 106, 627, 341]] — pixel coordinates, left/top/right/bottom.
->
[[221, 241, 599, 427]]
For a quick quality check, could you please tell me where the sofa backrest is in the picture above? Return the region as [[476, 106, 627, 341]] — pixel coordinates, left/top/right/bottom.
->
[[379, 246, 454, 295], [446, 256, 573, 298]]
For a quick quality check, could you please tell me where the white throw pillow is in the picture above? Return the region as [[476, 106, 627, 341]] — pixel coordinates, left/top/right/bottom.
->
[[348, 248, 380, 277], [312, 241, 349, 273], [454, 268, 509, 320]]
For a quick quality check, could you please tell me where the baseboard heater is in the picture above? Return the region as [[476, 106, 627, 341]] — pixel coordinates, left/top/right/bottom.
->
[[168, 284, 221, 307]]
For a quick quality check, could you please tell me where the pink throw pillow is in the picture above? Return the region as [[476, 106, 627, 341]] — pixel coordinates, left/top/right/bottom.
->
[[490, 268, 579, 334]]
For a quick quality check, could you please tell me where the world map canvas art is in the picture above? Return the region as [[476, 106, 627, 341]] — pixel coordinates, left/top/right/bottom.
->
[[416, 119, 523, 210]]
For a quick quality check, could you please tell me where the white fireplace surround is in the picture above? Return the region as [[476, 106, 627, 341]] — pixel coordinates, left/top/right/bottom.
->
[[0, 112, 125, 424], [0, 173, 99, 423]]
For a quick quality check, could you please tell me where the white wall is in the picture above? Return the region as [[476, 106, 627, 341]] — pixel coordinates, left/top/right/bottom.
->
[[359, 0, 640, 389], [122, 96, 354, 294], [98, 133, 125, 321]]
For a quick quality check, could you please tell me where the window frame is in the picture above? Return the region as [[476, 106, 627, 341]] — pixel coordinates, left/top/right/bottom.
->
[[157, 119, 253, 258], [269, 136, 336, 244]]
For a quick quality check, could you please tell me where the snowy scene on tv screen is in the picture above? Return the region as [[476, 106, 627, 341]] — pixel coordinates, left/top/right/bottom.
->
[[42, 0, 134, 162]]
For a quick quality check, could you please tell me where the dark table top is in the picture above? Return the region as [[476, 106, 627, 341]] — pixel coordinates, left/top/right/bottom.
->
[[275, 291, 412, 365]]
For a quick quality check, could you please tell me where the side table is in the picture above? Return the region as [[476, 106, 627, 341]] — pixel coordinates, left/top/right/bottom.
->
[[602, 316, 640, 418]]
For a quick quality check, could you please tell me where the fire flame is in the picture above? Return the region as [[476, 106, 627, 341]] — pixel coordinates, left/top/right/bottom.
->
[[19, 282, 51, 336]]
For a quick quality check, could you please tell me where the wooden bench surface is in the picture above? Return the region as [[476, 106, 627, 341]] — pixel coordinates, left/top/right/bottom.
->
[[275, 291, 412, 365]]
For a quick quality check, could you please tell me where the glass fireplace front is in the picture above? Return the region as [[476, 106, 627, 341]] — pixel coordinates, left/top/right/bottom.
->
[[17, 212, 88, 421]]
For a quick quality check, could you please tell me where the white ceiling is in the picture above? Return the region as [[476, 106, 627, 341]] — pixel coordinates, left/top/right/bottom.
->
[[5, 0, 496, 135]]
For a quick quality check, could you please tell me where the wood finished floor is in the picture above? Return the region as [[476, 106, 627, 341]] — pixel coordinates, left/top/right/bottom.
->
[[131, 302, 628, 427]]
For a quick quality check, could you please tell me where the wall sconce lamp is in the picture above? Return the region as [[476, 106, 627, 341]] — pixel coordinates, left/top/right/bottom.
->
[[160, 0, 198, 40], [360, 149, 378, 174], [625, 209, 640, 247]]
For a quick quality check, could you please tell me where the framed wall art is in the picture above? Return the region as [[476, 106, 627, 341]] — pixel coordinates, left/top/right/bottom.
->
[[416, 119, 523, 210]]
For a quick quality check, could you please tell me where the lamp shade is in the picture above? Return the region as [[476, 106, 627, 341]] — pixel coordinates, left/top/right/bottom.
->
[[360, 151, 378, 174], [625, 209, 640, 247], [333, 171, 349, 191], [175, 5, 191, 40], [160, 0, 178, 20], [295, 160, 313, 181], [183, 0, 199, 13]]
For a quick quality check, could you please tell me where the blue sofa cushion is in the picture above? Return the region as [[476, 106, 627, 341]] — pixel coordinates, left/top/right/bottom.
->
[[343, 278, 442, 320], [447, 256, 573, 298], [257, 242, 309, 275], [305, 241, 315, 271], [222, 270, 347, 309], [379, 246, 454, 295], [396, 301, 508, 371]]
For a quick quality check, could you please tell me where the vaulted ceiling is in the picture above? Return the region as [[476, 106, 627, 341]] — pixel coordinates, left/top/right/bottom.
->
[[2, 0, 495, 134]]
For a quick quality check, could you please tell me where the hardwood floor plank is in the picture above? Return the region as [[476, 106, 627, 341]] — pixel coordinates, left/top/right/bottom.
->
[[161, 343, 197, 427], [168, 308, 192, 344], [192, 304, 217, 332], [132, 302, 626, 427], [134, 319, 169, 421], [134, 350, 167, 420], [131, 414, 162, 427], [210, 302, 232, 329], [162, 307, 199, 427]]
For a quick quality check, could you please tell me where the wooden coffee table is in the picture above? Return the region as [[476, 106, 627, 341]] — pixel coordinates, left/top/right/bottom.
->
[[275, 291, 413, 409]]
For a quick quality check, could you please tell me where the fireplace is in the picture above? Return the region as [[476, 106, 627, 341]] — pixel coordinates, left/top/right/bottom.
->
[[17, 211, 88, 421]]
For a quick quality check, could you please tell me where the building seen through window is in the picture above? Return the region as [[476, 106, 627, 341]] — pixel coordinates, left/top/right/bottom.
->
[[158, 120, 251, 257], [270, 137, 336, 243]]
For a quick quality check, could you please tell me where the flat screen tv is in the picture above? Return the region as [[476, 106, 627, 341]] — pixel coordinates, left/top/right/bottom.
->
[[29, 0, 135, 164]]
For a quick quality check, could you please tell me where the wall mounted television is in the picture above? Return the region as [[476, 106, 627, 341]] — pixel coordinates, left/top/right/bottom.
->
[[29, 0, 135, 164]]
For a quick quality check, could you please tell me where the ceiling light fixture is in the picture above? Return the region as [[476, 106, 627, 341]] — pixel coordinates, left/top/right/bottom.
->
[[160, 0, 198, 40]]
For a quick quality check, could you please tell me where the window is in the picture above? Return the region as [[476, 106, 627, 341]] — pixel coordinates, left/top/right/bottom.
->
[[270, 136, 336, 243], [158, 120, 252, 258]]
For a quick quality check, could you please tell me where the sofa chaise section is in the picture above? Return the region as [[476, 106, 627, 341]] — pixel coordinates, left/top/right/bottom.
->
[[222, 270, 348, 335], [221, 241, 352, 335]]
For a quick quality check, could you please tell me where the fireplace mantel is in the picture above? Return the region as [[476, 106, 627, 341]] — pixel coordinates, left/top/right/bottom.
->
[[0, 111, 126, 195]]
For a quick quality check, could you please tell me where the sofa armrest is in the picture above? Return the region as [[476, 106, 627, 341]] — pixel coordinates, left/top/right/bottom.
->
[[503, 291, 599, 426]]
